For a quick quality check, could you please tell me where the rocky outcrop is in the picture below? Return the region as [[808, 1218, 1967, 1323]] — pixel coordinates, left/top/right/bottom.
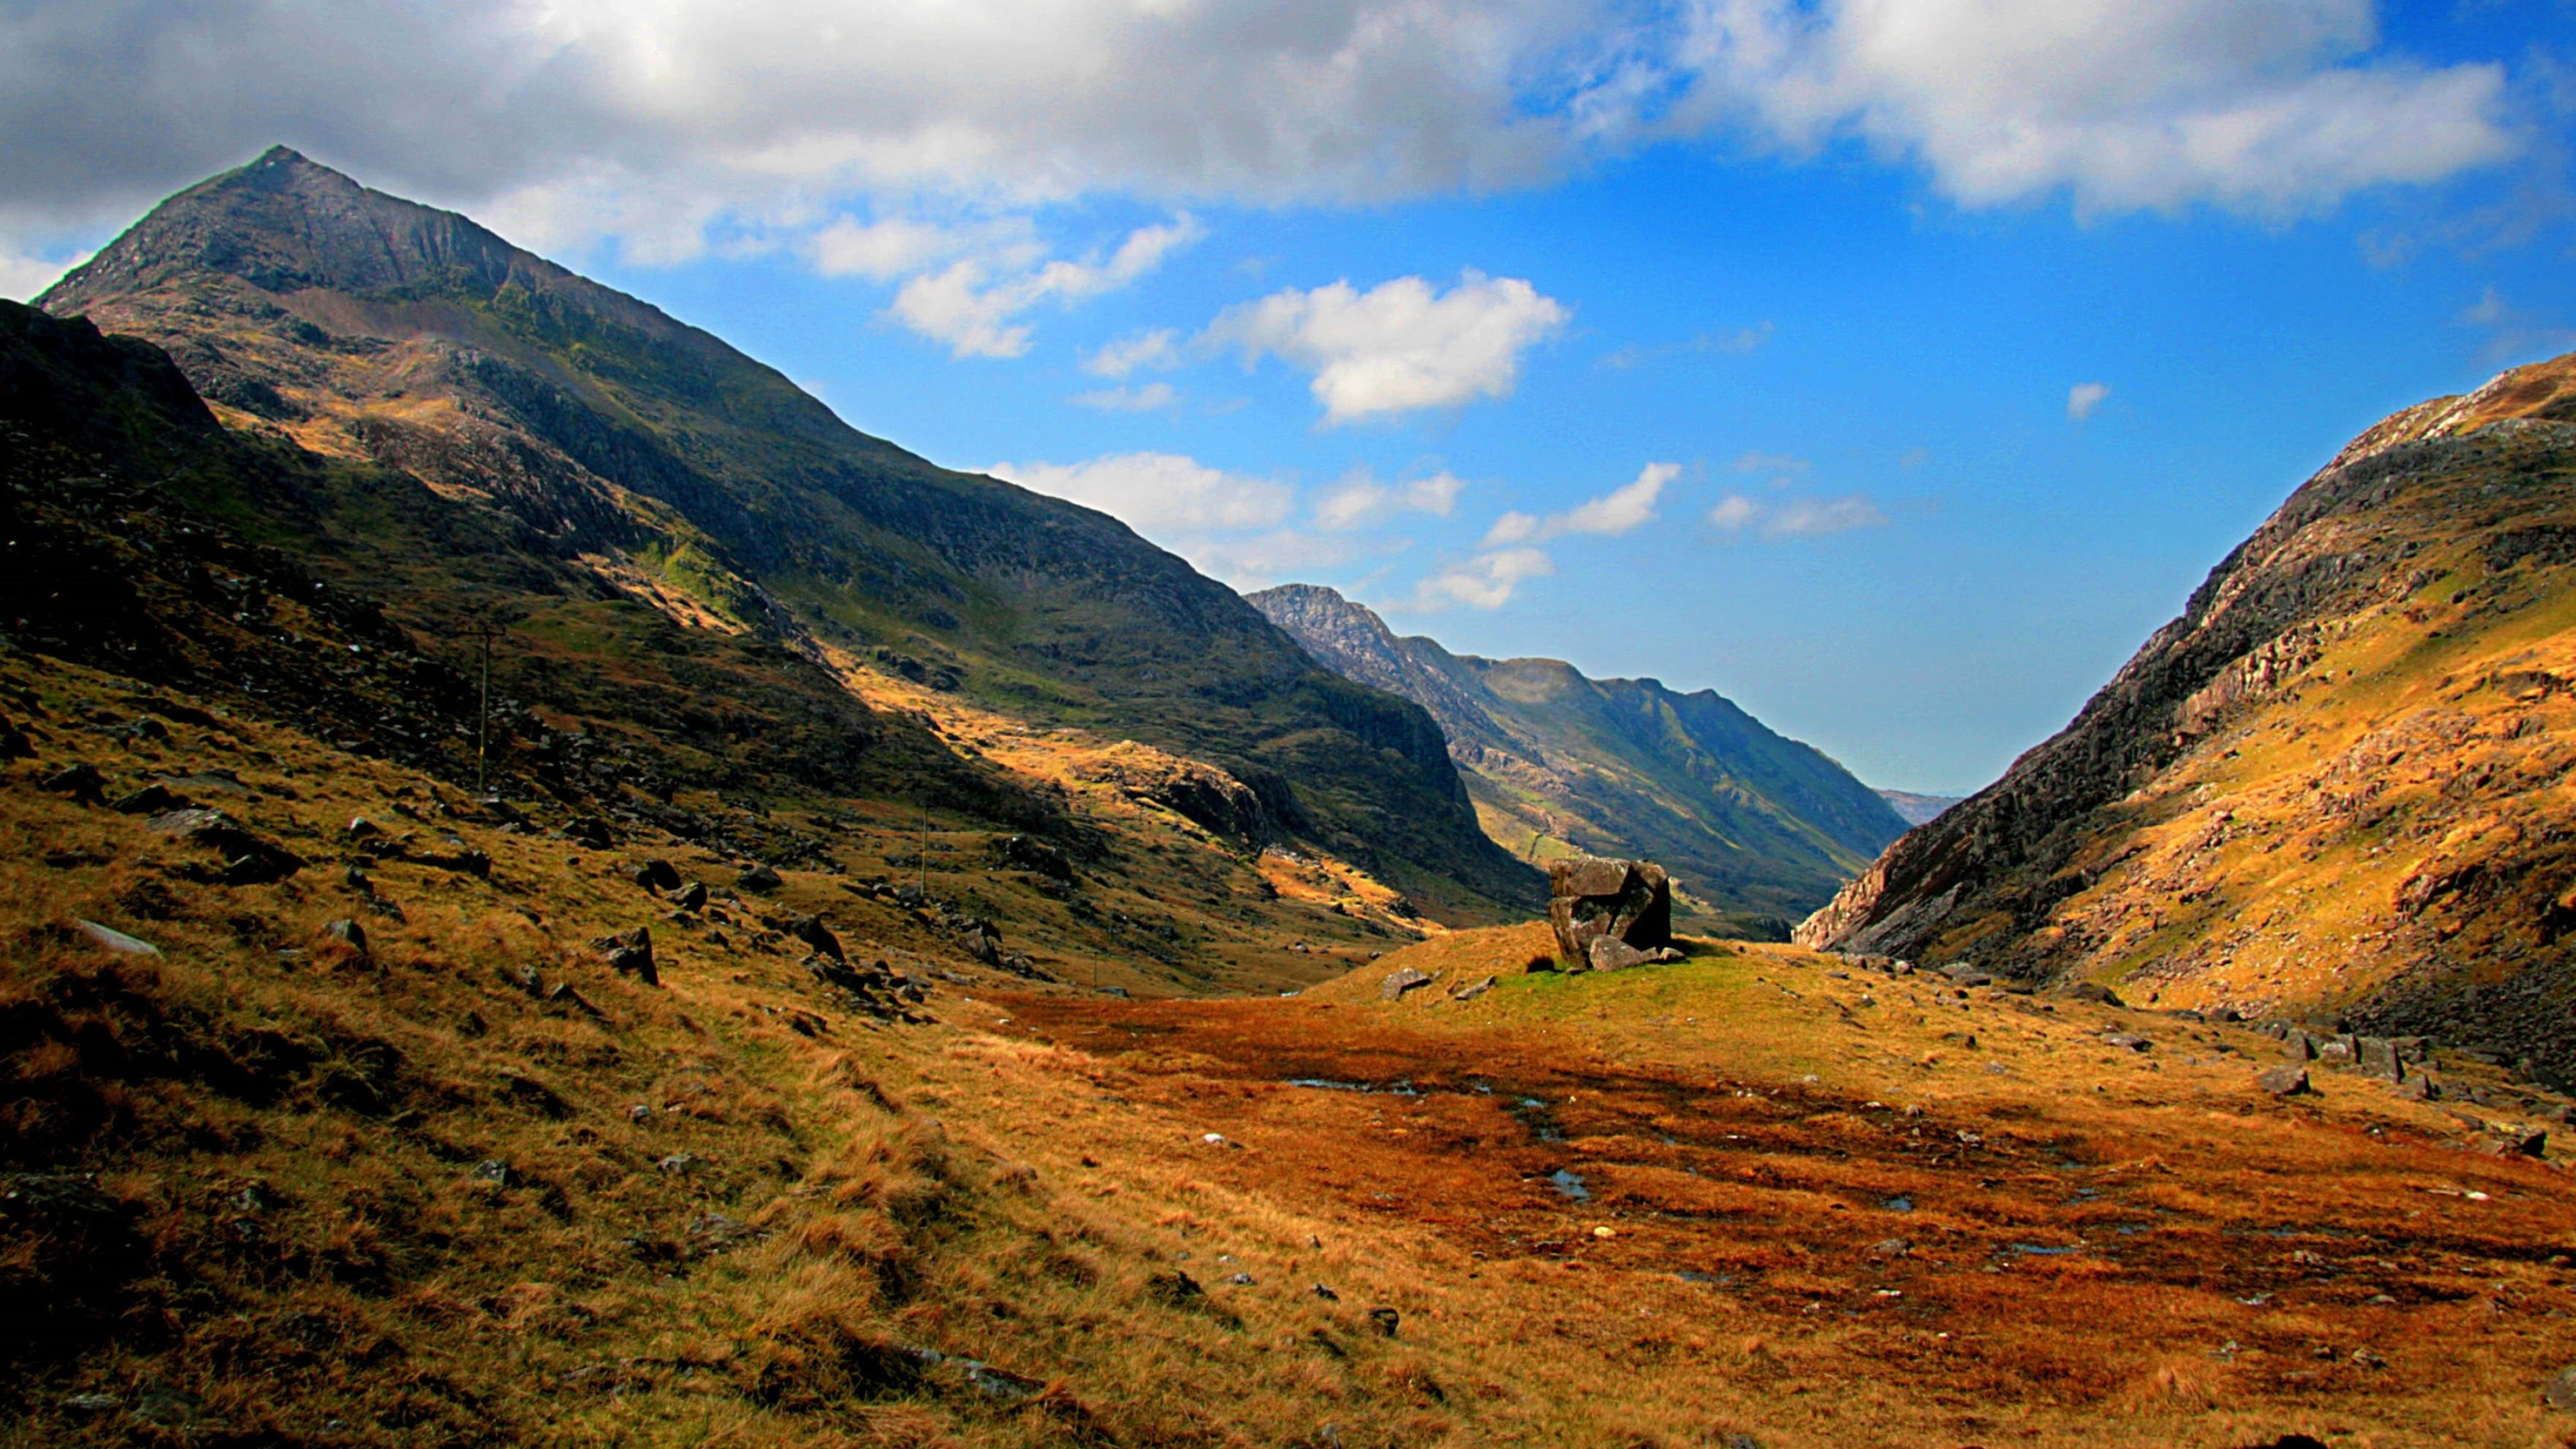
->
[[1798, 349, 2576, 1082], [1544, 857, 1673, 971], [1248, 584, 1905, 929]]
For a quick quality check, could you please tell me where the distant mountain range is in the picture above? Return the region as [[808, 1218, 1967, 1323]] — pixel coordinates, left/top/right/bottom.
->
[[1248, 583, 1910, 933], [1875, 790, 1960, 826], [1801, 352, 2576, 1081], [38, 146, 1538, 919]]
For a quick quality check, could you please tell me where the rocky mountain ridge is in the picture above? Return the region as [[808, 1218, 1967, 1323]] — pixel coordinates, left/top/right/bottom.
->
[[40, 146, 1537, 917], [1248, 582, 1909, 931], [1799, 350, 2576, 1079]]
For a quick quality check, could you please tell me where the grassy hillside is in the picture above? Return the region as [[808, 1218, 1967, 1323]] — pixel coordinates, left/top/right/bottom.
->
[[39, 146, 1537, 920], [1801, 351, 2576, 1081], [1248, 584, 1908, 936]]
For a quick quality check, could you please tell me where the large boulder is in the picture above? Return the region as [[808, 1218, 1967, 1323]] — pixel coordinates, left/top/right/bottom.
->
[[1545, 857, 1671, 970]]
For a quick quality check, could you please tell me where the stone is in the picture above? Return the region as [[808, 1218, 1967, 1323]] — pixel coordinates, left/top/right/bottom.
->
[[656, 1153, 700, 1175], [2059, 981, 2125, 1007], [2542, 1363, 2576, 1411], [2508, 1128, 2550, 1158], [470, 1160, 515, 1187], [1367, 1307, 1400, 1337], [2284, 1032, 2316, 1063], [631, 858, 682, 892], [1545, 856, 1672, 969], [73, 918, 162, 957], [2101, 1033, 2152, 1052], [1381, 967, 1434, 1001], [1452, 975, 1497, 1002], [1943, 964, 1994, 987], [784, 913, 845, 961], [2257, 1065, 2312, 1096], [42, 763, 107, 804], [148, 808, 303, 883], [2316, 1035, 2357, 1065], [1310, 1282, 1340, 1301], [564, 816, 616, 849], [110, 783, 192, 814], [1588, 936, 1652, 972], [547, 982, 603, 1018], [345, 816, 382, 839], [736, 864, 783, 893], [590, 926, 657, 985], [989, 833, 1075, 881], [676, 881, 708, 912], [2358, 1036, 2405, 1081], [317, 918, 368, 954]]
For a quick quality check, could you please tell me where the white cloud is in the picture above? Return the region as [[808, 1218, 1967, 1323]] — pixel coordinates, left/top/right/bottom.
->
[[1205, 270, 1568, 424], [1709, 490, 1890, 539], [1597, 321, 1773, 370], [1315, 469, 1467, 531], [808, 214, 1023, 281], [1072, 382, 1179, 411], [0, 246, 86, 301], [990, 451, 1292, 533], [887, 215, 1203, 357], [1414, 547, 1556, 610], [1083, 328, 1183, 378], [1770, 494, 1890, 536], [1732, 449, 1811, 477], [1677, 0, 2516, 216], [0, 0, 2524, 280], [2067, 381, 2112, 420], [1481, 461, 1676, 545], [1709, 494, 1763, 531]]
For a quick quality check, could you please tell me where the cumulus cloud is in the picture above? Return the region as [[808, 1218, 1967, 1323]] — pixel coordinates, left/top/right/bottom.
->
[[990, 451, 1292, 533], [1676, 0, 2515, 217], [1205, 271, 1568, 423], [0, 1, 2526, 274], [1414, 547, 1556, 610], [1316, 469, 1468, 531], [1709, 490, 1890, 539], [1083, 328, 1184, 378], [1072, 382, 1179, 411], [0, 246, 85, 302], [889, 215, 1203, 357], [1483, 462, 1676, 545], [2067, 381, 2112, 420]]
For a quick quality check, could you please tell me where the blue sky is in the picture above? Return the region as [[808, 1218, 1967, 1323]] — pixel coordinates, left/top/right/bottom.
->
[[5, 0, 2573, 792]]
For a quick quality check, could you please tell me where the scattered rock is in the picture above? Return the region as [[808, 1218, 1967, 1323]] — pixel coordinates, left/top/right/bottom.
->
[[1146, 1271, 1206, 1306], [128, 1380, 213, 1430], [564, 816, 616, 849], [1381, 967, 1434, 1001], [1310, 1283, 1340, 1301], [344, 816, 382, 839], [147, 808, 303, 884], [1367, 1307, 1399, 1337], [2284, 1033, 2316, 1063], [2102, 1033, 2153, 1053], [547, 982, 603, 1018], [2542, 1363, 2576, 1411], [676, 881, 708, 912], [1942, 965, 1994, 987], [631, 858, 682, 893], [72, 918, 161, 957], [41, 763, 107, 804], [2059, 981, 2124, 1007], [989, 834, 1075, 881], [317, 918, 368, 954], [736, 864, 784, 893], [656, 1153, 701, 1176], [1452, 975, 1497, 1002], [961, 1362, 1046, 1400], [109, 783, 192, 814], [1545, 857, 1672, 970], [2358, 1037, 2406, 1082], [1588, 936, 1652, 972], [470, 1160, 515, 1187], [59, 1393, 120, 1415], [2257, 1065, 2312, 1097], [590, 926, 657, 985]]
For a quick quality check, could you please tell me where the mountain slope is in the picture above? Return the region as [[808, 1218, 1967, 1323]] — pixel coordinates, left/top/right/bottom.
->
[[1799, 351, 2576, 1077], [38, 146, 1536, 918], [1248, 583, 1908, 930]]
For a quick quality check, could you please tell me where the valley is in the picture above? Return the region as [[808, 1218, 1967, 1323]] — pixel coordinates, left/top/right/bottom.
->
[[11, 144, 2576, 1449]]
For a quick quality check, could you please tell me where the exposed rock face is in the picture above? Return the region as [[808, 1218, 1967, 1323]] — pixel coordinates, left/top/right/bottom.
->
[[1876, 790, 1961, 827], [1797, 350, 2576, 1081], [40, 147, 1538, 919], [1248, 583, 1905, 930], [1546, 857, 1672, 969]]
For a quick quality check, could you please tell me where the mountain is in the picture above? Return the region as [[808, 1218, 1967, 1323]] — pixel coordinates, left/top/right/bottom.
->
[[1799, 350, 2576, 1078], [1876, 790, 1960, 826], [38, 146, 1537, 919], [1247, 583, 1909, 932]]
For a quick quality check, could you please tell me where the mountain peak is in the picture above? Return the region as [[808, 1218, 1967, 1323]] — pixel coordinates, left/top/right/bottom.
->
[[42, 144, 521, 309]]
